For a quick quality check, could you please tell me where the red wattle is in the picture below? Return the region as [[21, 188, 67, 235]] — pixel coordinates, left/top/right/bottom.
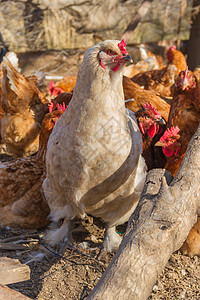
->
[[112, 62, 120, 72], [148, 123, 157, 138], [100, 60, 106, 69], [156, 125, 159, 134], [139, 122, 145, 134], [175, 146, 181, 156], [163, 147, 174, 157]]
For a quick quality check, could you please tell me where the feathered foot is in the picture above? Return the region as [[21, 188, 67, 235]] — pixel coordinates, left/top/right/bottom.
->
[[97, 225, 122, 260], [44, 218, 70, 247], [102, 225, 122, 252]]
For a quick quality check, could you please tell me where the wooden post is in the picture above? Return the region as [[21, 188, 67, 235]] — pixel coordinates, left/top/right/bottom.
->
[[88, 125, 200, 299]]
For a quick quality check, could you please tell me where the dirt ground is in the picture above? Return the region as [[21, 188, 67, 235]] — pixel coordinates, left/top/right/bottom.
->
[[0, 49, 199, 299], [0, 215, 199, 300]]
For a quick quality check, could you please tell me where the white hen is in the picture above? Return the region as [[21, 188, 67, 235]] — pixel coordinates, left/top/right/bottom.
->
[[43, 39, 147, 252]]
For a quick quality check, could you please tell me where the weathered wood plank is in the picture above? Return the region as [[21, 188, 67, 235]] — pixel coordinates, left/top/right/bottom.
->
[[0, 257, 30, 285], [0, 284, 31, 300]]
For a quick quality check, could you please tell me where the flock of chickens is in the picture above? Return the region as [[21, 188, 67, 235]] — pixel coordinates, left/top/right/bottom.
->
[[0, 39, 199, 257]]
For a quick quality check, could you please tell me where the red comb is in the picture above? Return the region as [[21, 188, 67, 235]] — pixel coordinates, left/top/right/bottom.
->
[[167, 45, 176, 62], [48, 100, 54, 113], [183, 66, 188, 77], [168, 45, 176, 51], [143, 102, 161, 119], [118, 39, 128, 54], [160, 126, 180, 143], [49, 81, 55, 94], [56, 102, 67, 112]]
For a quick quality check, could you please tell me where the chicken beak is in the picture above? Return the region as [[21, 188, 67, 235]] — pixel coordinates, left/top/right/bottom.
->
[[155, 141, 165, 147], [181, 82, 189, 91], [155, 117, 166, 125], [123, 54, 133, 63]]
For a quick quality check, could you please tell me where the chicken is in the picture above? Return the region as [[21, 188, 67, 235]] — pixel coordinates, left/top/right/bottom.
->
[[50, 92, 73, 110], [155, 68, 200, 174], [154, 125, 181, 169], [134, 103, 166, 170], [1, 56, 49, 157], [123, 75, 170, 122], [166, 45, 187, 74], [131, 45, 187, 97], [43, 39, 148, 252], [166, 68, 200, 159], [0, 108, 65, 228], [49, 75, 77, 97], [155, 68, 200, 256]]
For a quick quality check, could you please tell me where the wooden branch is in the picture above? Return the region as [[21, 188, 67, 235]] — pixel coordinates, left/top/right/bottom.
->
[[88, 124, 200, 300], [0, 233, 40, 243], [0, 284, 31, 300], [0, 257, 30, 285], [0, 242, 28, 251]]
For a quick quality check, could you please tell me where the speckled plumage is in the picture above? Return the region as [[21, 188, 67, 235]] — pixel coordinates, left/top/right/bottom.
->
[[43, 40, 147, 251]]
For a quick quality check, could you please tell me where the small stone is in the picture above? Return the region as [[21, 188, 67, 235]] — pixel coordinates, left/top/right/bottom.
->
[[180, 290, 186, 298], [153, 284, 158, 292], [90, 234, 99, 244], [78, 241, 89, 250], [181, 269, 186, 276]]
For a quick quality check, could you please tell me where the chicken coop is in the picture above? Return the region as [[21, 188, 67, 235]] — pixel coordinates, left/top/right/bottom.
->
[[0, 1, 200, 300]]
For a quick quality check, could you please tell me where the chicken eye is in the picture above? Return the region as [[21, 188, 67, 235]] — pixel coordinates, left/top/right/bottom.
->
[[106, 49, 117, 56], [145, 115, 150, 119]]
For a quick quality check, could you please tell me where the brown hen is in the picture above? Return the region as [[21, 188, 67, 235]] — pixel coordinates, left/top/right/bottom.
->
[[0, 109, 64, 229], [49, 75, 77, 97], [123, 75, 170, 122], [1, 56, 49, 157]]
